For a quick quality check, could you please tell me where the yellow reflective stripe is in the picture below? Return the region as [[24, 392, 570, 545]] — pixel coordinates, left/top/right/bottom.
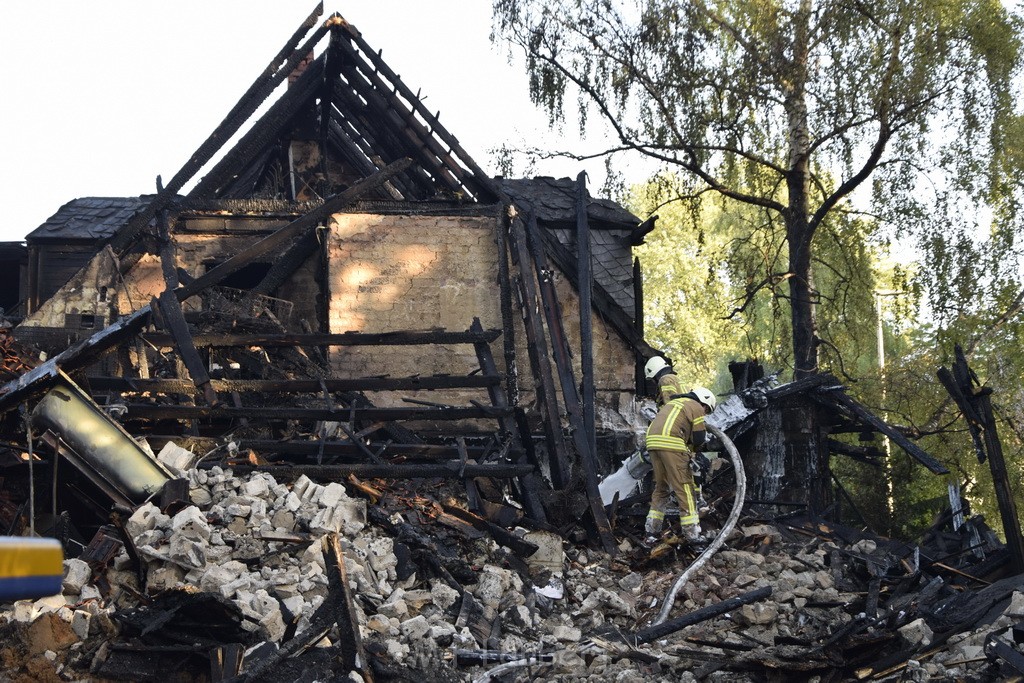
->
[[647, 510, 665, 520], [655, 402, 684, 437], [693, 416, 705, 426], [679, 484, 699, 525], [647, 435, 688, 451]]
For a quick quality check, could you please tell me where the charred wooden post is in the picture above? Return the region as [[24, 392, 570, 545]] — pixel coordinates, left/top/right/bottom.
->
[[576, 172, 596, 463], [154, 207, 219, 407], [496, 199, 519, 406], [470, 318, 547, 523], [322, 533, 368, 676], [633, 257, 645, 396], [523, 213, 617, 555], [507, 215, 572, 490], [938, 346, 1024, 574]]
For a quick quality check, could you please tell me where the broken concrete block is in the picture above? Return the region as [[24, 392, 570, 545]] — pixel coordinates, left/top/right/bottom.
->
[[70, 610, 91, 640], [318, 482, 348, 508], [259, 606, 286, 643], [167, 536, 206, 569], [12, 600, 35, 623], [146, 565, 186, 593], [899, 618, 934, 647], [291, 475, 319, 503], [62, 559, 91, 594], [241, 476, 271, 499], [618, 572, 643, 594], [431, 581, 460, 611], [33, 594, 68, 615], [170, 506, 211, 542], [80, 585, 102, 602], [473, 565, 513, 611], [125, 502, 166, 539], [400, 614, 431, 641], [190, 488, 213, 506], [271, 509, 296, 532], [156, 441, 197, 475], [553, 624, 582, 642], [736, 603, 779, 626], [378, 598, 409, 620], [366, 613, 391, 634]]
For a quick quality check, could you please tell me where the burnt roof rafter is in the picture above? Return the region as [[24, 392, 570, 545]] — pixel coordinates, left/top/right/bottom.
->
[[184, 11, 498, 206]]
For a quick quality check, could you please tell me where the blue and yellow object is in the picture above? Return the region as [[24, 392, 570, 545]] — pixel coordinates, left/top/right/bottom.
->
[[0, 537, 64, 601]]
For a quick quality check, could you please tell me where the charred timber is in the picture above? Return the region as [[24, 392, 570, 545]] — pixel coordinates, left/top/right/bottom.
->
[[109, 9, 328, 252], [121, 404, 512, 421], [232, 439, 518, 461], [812, 388, 948, 475], [629, 586, 773, 645], [141, 328, 500, 348], [523, 212, 617, 555], [230, 462, 535, 480], [337, 21, 500, 202], [86, 375, 501, 394], [507, 216, 572, 489], [177, 157, 414, 301]]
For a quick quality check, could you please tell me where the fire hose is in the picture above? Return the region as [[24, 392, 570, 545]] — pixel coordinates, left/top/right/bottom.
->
[[653, 423, 746, 625]]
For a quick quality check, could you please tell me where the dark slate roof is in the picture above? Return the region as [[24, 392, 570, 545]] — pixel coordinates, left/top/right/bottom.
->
[[26, 197, 150, 242], [497, 177, 640, 226]]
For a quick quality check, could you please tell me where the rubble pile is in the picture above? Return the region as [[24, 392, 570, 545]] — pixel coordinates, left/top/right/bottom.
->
[[3, 459, 1024, 681]]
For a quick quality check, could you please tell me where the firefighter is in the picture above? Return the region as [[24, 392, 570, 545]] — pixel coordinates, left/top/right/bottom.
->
[[644, 356, 683, 407], [644, 385, 717, 546]]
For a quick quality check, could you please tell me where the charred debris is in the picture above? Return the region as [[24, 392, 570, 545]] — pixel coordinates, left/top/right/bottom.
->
[[3, 4, 1024, 682]]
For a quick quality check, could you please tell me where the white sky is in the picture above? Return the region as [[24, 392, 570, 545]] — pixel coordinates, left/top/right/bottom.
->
[[0, 1, 611, 243]]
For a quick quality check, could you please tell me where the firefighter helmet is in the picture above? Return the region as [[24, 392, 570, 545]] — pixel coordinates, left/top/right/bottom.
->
[[692, 386, 717, 412], [644, 356, 669, 379]]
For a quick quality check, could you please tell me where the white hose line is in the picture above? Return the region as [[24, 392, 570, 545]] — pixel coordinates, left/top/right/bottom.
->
[[653, 424, 746, 625]]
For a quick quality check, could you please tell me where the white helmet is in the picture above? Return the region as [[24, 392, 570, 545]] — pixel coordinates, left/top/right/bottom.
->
[[644, 356, 669, 379], [692, 386, 716, 411]]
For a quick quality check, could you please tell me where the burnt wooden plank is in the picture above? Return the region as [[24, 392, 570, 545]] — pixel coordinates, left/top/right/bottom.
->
[[322, 533, 367, 675], [576, 172, 596, 462], [507, 216, 572, 490], [939, 346, 1024, 574], [470, 317, 547, 524], [141, 327, 500, 348], [339, 20, 499, 202], [231, 462, 535, 480], [812, 388, 949, 474], [523, 212, 617, 555], [86, 375, 501, 394], [440, 503, 539, 557], [176, 157, 414, 302], [629, 586, 773, 645], [0, 307, 151, 411], [234, 439, 517, 460], [122, 404, 512, 421]]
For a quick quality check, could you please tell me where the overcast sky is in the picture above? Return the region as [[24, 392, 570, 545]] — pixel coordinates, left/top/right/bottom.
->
[[0, 1, 607, 242]]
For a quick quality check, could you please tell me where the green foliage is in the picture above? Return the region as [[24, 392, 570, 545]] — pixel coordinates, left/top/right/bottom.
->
[[494, 0, 1024, 539]]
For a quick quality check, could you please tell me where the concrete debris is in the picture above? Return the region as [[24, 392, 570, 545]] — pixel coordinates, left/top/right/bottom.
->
[[2, 461, 1024, 682]]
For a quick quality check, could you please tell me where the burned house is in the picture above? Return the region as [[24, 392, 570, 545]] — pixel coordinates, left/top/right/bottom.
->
[[4, 9, 658, 551], [6, 6, 1024, 683]]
